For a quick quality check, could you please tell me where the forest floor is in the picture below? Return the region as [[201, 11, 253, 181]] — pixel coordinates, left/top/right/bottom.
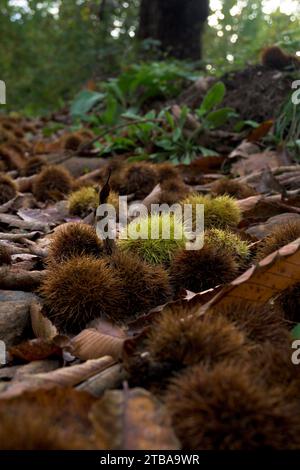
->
[[0, 60, 300, 450]]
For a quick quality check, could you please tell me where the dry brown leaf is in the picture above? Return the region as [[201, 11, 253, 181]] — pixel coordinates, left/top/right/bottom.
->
[[0, 387, 98, 450], [246, 213, 300, 239], [228, 140, 260, 159], [231, 151, 282, 177], [34, 356, 115, 387], [247, 120, 274, 142], [67, 328, 125, 361], [0, 356, 115, 399], [199, 237, 300, 314], [238, 196, 300, 222], [30, 300, 58, 340], [90, 387, 179, 450], [8, 338, 62, 362]]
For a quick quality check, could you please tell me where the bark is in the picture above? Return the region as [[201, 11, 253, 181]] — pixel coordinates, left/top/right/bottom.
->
[[138, 0, 209, 60]]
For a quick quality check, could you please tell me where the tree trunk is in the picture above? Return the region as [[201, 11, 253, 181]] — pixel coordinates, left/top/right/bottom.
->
[[138, 0, 209, 60]]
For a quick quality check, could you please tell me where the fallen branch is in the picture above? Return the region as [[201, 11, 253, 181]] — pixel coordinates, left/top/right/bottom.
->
[[0, 267, 45, 291], [0, 214, 48, 232], [77, 364, 126, 397]]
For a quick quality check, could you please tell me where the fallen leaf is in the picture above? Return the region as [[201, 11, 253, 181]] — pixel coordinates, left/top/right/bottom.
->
[[8, 339, 62, 362], [199, 237, 300, 314], [30, 300, 58, 340], [90, 387, 179, 450], [0, 388, 97, 450], [231, 151, 282, 177], [246, 213, 300, 239], [228, 140, 260, 159], [0, 356, 115, 399], [247, 120, 273, 142], [67, 328, 125, 361]]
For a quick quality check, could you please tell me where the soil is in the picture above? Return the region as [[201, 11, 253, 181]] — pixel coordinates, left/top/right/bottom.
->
[[178, 65, 295, 123]]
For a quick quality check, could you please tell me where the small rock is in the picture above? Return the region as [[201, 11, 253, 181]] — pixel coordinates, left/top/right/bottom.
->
[[0, 291, 37, 348]]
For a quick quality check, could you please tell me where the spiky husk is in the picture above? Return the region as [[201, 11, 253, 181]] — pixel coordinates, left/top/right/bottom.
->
[[0, 388, 96, 450], [205, 228, 250, 266], [211, 178, 256, 199], [261, 46, 299, 70], [166, 363, 300, 449], [64, 133, 84, 151], [22, 156, 46, 177], [68, 187, 98, 218], [47, 222, 104, 264], [119, 162, 158, 199], [159, 178, 190, 205], [256, 221, 300, 261], [109, 251, 172, 320], [157, 163, 180, 182], [147, 305, 247, 372], [118, 213, 187, 265], [169, 244, 238, 293], [181, 193, 241, 230], [0, 173, 17, 204], [211, 301, 289, 347], [33, 165, 73, 202], [40, 255, 125, 333]]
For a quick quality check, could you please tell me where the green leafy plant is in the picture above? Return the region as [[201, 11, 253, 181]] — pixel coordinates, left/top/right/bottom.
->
[[96, 81, 238, 165]]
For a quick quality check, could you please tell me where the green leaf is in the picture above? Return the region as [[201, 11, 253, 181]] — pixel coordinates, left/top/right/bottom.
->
[[172, 127, 182, 142], [70, 90, 105, 119], [198, 82, 226, 116], [198, 146, 220, 157], [205, 107, 236, 128], [292, 324, 300, 340], [234, 120, 260, 132]]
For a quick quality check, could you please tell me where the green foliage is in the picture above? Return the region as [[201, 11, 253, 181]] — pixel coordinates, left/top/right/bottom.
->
[[86, 80, 235, 164], [70, 60, 198, 124], [273, 93, 300, 161], [1, 1, 299, 113], [204, 1, 300, 74]]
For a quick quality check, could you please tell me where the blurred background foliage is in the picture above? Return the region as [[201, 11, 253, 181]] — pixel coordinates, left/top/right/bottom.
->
[[1, 0, 299, 114]]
